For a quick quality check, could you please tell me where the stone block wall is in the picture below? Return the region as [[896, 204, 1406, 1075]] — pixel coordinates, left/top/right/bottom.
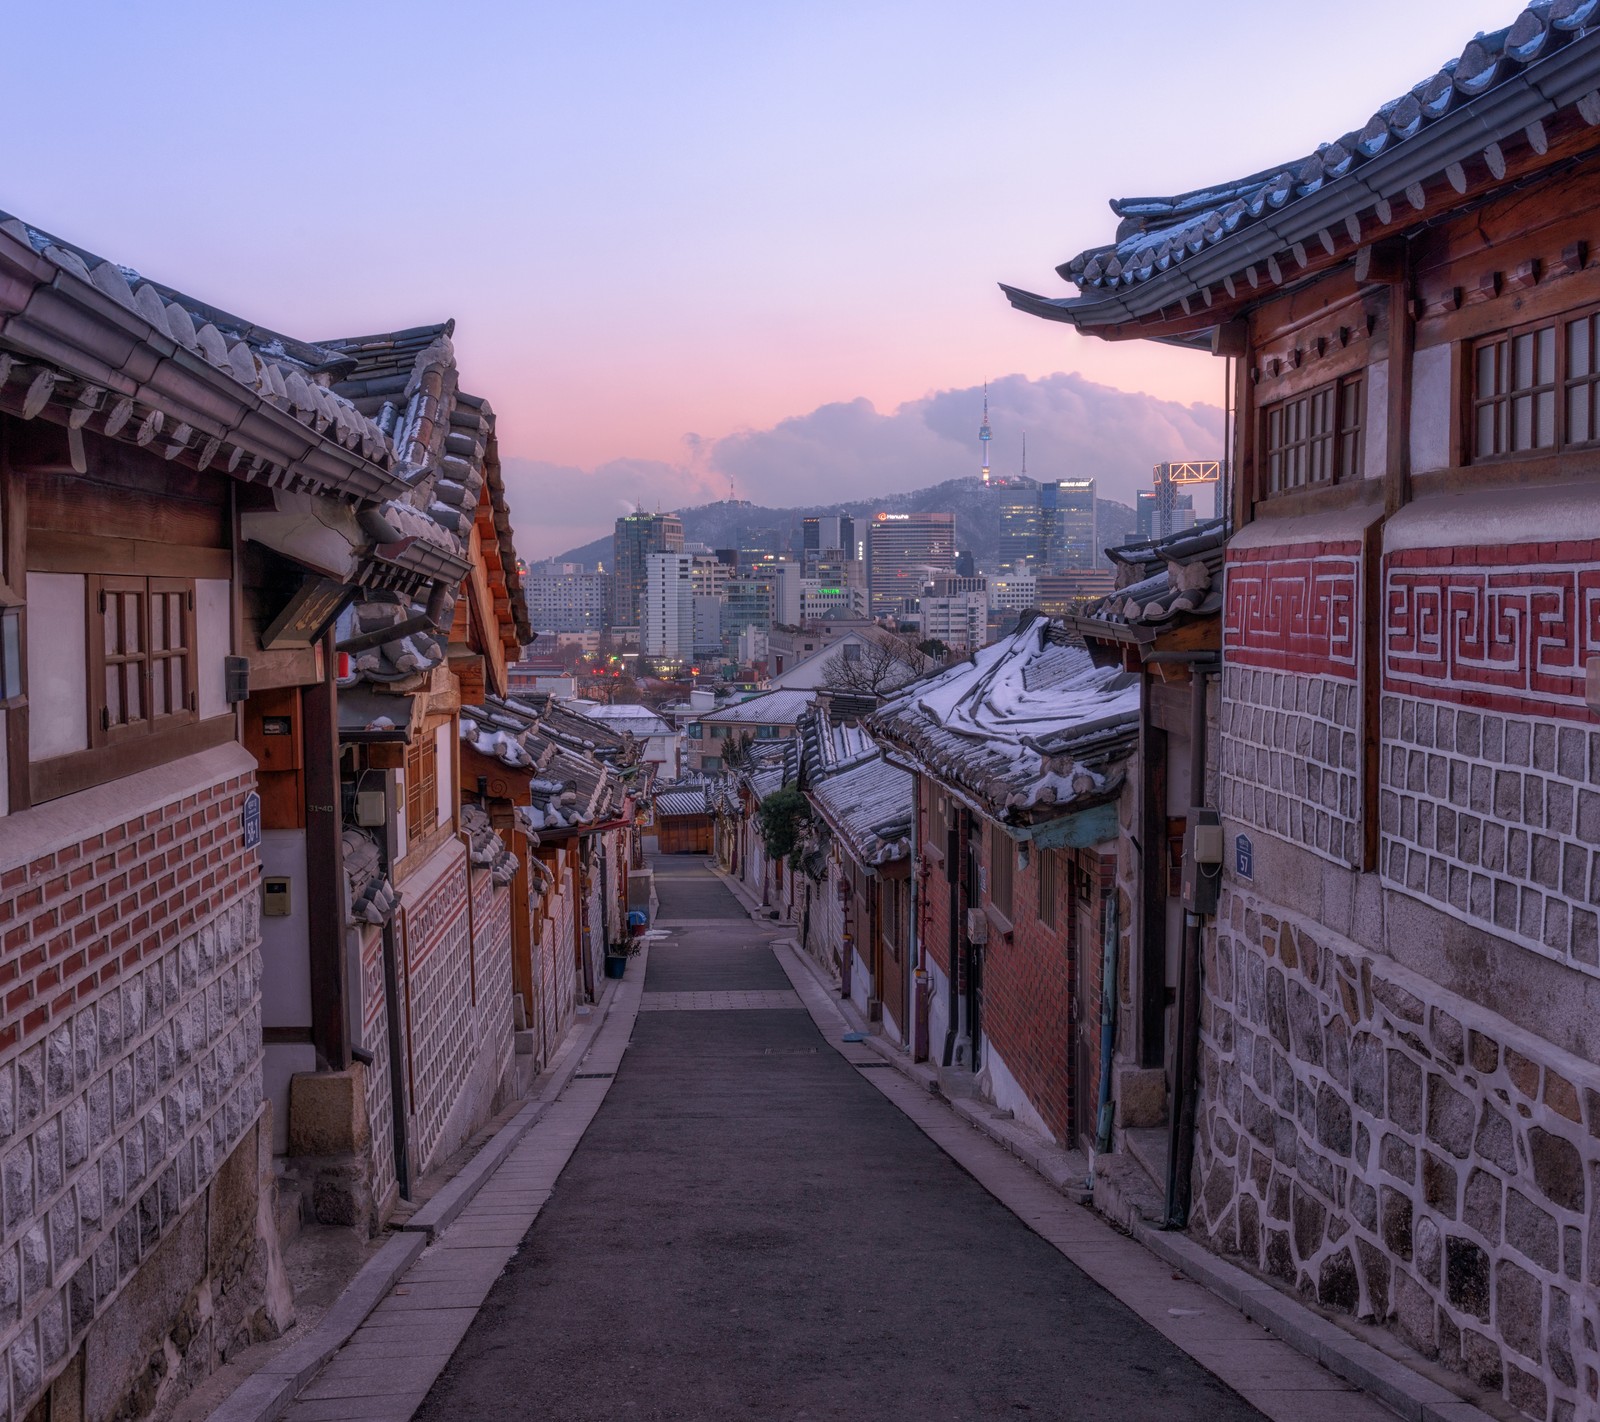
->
[[400, 842, 473, 1173], [358, 925, 398, 1224], [0, 749, 276, 1420], [1192, 885, 1600, 1422]]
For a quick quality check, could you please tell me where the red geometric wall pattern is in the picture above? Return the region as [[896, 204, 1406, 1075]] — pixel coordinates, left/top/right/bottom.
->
[[1383, 542, 1600, 721], [1223, 542, 1362, 679]]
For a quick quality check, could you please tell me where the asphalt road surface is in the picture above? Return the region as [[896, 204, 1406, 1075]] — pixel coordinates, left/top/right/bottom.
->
[[413, 855, 1266, 1421]]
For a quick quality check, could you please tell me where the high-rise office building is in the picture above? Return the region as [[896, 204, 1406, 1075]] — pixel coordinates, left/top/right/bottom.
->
[[802, 514, 857, 570], [1042, 478, 1097, 571], [611, 512, 683, 628], [523, 563, 609, 634], [1134, 488, 1194, 541], [866, 511, 957, 618], [642, 551, 695, 660], [994, 477, 1040, 568], [723, 577, 775, 650]]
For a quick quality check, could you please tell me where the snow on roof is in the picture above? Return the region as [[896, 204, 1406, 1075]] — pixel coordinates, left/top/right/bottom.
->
[[869, 616, 1138, 824], [1080, 518, 1229, 632], [655, 787, 710, 819], [697, 688, 818, 726], [571, 703, 674, 737], [1004, 4, 1600, 322], [810, 755, 913, 867]]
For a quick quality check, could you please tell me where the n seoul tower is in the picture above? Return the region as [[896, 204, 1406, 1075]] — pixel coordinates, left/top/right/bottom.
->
[[979, 382, 992, 485]]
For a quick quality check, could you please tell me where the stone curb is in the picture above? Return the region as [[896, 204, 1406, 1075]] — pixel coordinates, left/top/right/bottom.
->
[[206, 1232, 426, 1422], [1129, 1220, 1497, 1422], [775, 937, 1496, 1422], [205, 964, 631, 1422]]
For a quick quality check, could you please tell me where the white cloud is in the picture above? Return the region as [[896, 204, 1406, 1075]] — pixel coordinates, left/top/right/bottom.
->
[[503, 372, 1222, 558]]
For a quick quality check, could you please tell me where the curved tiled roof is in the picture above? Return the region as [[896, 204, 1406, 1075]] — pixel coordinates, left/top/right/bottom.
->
[[1006, 4, 1600, 325], [869, 616, 1138, 824]]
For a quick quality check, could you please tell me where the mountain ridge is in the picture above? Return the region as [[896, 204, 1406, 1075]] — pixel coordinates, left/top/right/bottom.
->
[[546, 477, 1146, 569]]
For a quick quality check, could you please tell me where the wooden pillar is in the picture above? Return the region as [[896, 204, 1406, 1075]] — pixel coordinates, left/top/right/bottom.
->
[[304, 631, 349, 1070]]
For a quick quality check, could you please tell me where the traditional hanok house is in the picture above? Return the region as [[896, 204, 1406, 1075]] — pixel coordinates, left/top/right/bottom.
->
[[0, 209, 445, 1417], [867, 615, 1139, 1146], [684, 687, 815, 776], [791, 707, 914, 1038], [1006, 9, 1600, 1416], [718, 741, 797, 914], [653, 786, 713, 855], [1059, 520, 1228, 1209], [233, 318, 532, 1231], [458, 696, 634, 1069]]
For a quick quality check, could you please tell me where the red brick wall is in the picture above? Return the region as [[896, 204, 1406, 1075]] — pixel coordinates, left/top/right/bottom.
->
[[0, 758, 265, 1418], [980, 844, 1073, 1141], [0, 772, 258, 1051]]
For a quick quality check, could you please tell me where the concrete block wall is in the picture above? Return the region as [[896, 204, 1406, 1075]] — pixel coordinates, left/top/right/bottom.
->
[[0, 746, 276, 1420]]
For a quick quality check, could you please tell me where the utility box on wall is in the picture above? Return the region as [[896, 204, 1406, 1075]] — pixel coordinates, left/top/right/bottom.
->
[[243, 686, 304, 829]]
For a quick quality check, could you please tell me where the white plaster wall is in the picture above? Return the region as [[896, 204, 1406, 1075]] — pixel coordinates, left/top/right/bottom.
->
[[1363, 358, 1389, 479], [263, 1041, 316, 1154], [925, 956, 952, 1066], [195, 577, 232, 720], [27, 572, 87, 759], [849, 945, 872, 1019], [258, 829, 312, 1028], [435, 722, 453, 826], [1409, 344, 1454, 474], [981, 1038, 1058, 1145]]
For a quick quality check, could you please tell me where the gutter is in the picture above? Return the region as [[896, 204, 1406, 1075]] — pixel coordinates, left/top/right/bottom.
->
[[0, 224, 409, 502]]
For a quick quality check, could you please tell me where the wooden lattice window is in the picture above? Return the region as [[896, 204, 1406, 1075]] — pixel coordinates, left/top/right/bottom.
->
[[405, 734, 437, 841], [988, 824, 1013, 919], [1038, 848, 1058, 930], [90, 576, 196, 746], [1473, 323, 1556, 457], [1263, 375, 1363, 493]]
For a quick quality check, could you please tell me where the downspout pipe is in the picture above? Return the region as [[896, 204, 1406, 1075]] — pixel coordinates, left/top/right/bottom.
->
[[336, 577, 453, 655], [1093, 888, 1120, 1154], [1164, 662, 1214, 1228]]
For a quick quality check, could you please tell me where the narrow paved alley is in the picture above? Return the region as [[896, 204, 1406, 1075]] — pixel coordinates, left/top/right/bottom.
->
[[401, 856, 1276, 1421]]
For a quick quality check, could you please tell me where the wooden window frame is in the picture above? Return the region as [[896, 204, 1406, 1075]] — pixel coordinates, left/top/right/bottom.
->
[[1261, 374, 1364, 496], [1468, 301, 1600, 463], [1038, 847, 1057, 931], [988, 823, 1013, 921], [404, 733, 438, 842], [87, 574, 198, 748]]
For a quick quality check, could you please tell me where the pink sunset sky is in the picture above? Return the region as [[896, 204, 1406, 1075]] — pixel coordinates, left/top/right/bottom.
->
[[6, 1, 1515, 555]]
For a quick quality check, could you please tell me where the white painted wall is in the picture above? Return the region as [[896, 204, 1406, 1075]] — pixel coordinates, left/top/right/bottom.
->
[[1409, 344, 1453, 475], [435, 722, 453, 826], [195, 578, 232, 720], [258, 829, 312, 1029], [981, 1038, 1059, 1146], [926, 956, 952, 1069], [1363, 359, 1389, 480], [27, 573, 87, 759]]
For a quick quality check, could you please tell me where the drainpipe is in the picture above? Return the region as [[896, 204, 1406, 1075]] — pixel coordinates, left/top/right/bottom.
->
[[1093, 888, 1120, 1154], [372, 772, 412, 1200], [336, 578, 453, 655], [1164, 662, 1215, 1228]]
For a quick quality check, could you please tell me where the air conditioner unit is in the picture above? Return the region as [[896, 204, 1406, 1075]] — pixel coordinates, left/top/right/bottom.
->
[[965, 907, 989, 944]]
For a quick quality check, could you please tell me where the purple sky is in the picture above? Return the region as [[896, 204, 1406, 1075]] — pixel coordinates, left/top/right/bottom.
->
[[6, 1, 1517, 553]]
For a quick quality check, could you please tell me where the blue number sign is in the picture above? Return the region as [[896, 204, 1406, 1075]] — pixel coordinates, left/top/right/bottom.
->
[[243, 791, 262, 851], [1235, 833, 1253, 880]]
